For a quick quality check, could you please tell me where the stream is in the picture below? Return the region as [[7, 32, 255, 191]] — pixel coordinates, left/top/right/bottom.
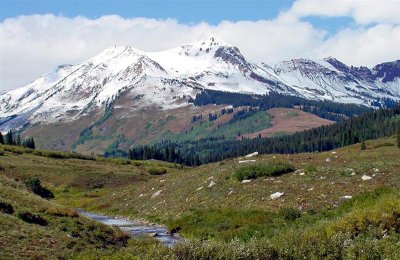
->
[[77, 210, 181, 247]]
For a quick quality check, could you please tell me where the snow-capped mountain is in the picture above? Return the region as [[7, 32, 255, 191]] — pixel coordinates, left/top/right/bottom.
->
[[1, 36, 399, 131]]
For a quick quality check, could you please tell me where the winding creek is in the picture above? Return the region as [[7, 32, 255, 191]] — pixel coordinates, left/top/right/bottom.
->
[[77, 210, 181, 247]]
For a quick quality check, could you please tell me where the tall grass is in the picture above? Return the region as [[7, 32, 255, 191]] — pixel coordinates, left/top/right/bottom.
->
[[233, 161, 295, 181]]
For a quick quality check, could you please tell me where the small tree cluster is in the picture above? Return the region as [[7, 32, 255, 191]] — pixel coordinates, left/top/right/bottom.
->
[[0, 130, 35, 149]]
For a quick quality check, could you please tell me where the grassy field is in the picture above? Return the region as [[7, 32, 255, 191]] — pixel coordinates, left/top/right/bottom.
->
[[0, 173, 129, 259], [0, 136, 399, 258]]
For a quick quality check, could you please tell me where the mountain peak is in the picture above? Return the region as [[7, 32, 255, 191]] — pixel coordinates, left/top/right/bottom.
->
[[173, 36, 231, 57], [88, 45, 144, 65], [198, 36, 229, 47]]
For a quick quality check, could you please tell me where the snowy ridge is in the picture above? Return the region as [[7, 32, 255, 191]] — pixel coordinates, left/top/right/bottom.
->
[[0, 37, 399, 130]]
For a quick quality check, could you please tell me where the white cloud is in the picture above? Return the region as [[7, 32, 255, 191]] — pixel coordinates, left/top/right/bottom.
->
[[1, 0, 400, 91], [317, 24, 400, 66], [285, 0, 400, 25]]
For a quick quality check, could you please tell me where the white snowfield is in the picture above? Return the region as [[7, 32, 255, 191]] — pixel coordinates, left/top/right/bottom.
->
[[0, 36, 399, 129]]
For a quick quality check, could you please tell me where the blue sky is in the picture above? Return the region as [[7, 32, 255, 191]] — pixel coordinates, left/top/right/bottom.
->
[[1, 0, 294, 23], [1, 0, 352, 33], [1, 0, 399, 90]]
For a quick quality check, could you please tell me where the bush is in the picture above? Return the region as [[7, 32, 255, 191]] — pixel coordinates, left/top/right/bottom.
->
[[361, 140, 366, 150], [148, 167, 168, 175], [25, 177, 54, 199], [46, 207, 78, 218], [31, 149, 95, 160], [374, 142, 394, 149], [0, 148, 4, 156], [233, 161, 295, 181], [0, 200, 14, 214], [278, 208, 301, 221], [17, 211, 47, 225], [304, 164, 317, 174]]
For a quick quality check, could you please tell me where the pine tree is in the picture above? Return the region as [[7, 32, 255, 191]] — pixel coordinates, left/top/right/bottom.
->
[[4, 130, 14, 145], [16, 134, 21, 146], [0, 132, 4, 144], [31, 138, 35, 149]]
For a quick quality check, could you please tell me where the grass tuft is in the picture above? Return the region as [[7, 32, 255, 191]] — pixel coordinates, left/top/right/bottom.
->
[[233, 161, 295, 181], [147, 167, 168, 175]]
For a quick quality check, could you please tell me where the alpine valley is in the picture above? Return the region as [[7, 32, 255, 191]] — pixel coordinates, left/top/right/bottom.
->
[[1, 37, 399, 154]]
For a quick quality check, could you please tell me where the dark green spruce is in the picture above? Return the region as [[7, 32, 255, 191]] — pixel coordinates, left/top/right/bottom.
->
[[127, 104, 400, 166]]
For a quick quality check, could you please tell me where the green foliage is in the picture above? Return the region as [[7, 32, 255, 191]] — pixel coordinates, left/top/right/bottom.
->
[[278, 208, 301, 221], [0, 148, 4, 156], [233, 161, 295, 181], [157, 188, 400, 259], [147, 167, 168, 175], [17, 210, 48, 226], [158, 109, 271, 143], [4, 130, 15, 145], [374, 142, 394, 149], [0, 200, 14, 214], [75, 103, 114, 146], [284, 111, 299, 119], [304, 164, 317, 174], [31, 149, 95, 160], [193, 90, 371, 122], [46, 207, 78, 218], [129, 105, 400, 166], [397, 128, 400, 149], [361, 140, 366, 150], [25, 177, 54, 199], [1, 129, 35, 148]]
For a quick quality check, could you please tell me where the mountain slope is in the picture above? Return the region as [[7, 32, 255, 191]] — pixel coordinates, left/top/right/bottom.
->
[[1, 37, 399, 130], [0, 37, 399, 153]]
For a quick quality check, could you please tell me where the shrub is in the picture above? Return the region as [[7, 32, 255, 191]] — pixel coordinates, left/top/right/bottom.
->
[[0, 148, 4, 156], [25, 177, 54, 199], [374, 142, 394, 149], [46, 207, 78, 218], [0, 200, 14, 214], [278, 208, 301, 221], [148, 167, 167, 175], [304, 164, 317, 174], [361, 140, 366, 150], [17, 211, 47, 225], [233, 161, 295, 181]]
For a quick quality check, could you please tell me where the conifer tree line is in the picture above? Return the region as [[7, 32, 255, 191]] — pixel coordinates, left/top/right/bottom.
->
[[0, 130, 35, 149], [128, 104, 400, 166], [191, 90, 376, 122]]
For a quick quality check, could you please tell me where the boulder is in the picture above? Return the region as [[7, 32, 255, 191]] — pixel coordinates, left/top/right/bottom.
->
[[208, 180, 216, 188], [270, 192, 284, 200], [361, 175, 372, 181], [245, 152, 259, 158], [239, 160, 256, 164], [151, 190, 163, 199]]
